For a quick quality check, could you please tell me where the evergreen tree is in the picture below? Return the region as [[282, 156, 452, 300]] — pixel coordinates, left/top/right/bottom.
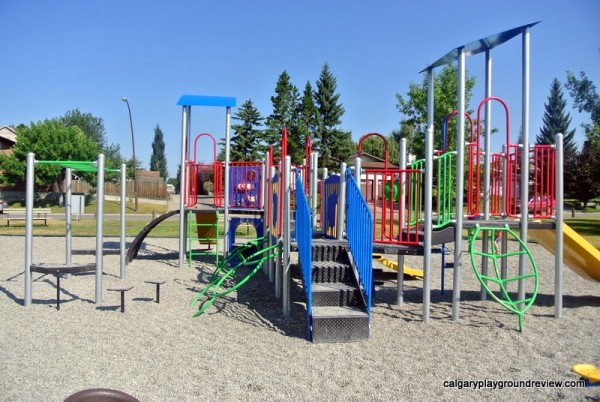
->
[[150, 125, 169, 179], [265, 71, 300, 161], [296, 81, 320, 164], [537, 78, 577, 154], [230, 99, 265, 161], [314, 63, 354, 170]]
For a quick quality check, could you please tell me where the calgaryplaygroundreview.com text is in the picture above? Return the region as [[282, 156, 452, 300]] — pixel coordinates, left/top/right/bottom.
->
[[443, 379, 586, 390]]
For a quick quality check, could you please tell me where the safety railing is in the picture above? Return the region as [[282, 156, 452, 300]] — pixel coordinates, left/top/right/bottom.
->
[[435, 151, 455, 227], [321, 174, 340, 237], [362, 166, 422, 245], [294, 172, 313, 338], [345, 168, 373, 315], [229, 161, 262, 209]]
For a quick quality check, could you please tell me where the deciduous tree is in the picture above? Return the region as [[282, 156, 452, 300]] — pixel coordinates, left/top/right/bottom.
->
[[396, 65, 476, 158]]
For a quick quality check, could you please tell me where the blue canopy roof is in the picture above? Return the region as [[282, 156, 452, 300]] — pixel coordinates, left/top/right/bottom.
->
[[177, 95, 237, 107], [420, 21, 540, 73]]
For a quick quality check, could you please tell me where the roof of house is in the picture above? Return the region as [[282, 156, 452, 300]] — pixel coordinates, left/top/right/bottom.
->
[[0, 125, 16, 144], [347, 152, 399, 168]]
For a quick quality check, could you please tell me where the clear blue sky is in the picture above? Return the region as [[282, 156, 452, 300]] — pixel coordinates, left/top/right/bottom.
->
[[2, 0, 599, 178]]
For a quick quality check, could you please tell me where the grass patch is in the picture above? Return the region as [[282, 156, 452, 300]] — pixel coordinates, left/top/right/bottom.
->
[[0, 215, 259, 238], [6, 199, 168, 215]]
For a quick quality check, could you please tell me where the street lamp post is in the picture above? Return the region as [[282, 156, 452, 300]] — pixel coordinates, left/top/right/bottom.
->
[[121, 97, 138, 211]]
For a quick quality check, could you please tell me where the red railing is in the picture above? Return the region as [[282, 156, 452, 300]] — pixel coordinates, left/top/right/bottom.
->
[[362, 168, 422, 245]]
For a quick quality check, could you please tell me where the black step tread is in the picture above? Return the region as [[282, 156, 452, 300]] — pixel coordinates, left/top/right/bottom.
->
[[312, 282, 357, 292], [312, 261, 350, 269], [312, 305, 368, 318]]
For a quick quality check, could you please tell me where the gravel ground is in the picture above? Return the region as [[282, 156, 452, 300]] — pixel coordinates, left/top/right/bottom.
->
[[0, 235, 599, 401]]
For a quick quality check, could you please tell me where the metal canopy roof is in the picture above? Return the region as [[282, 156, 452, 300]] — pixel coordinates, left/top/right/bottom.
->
[[420, 21, 540, 73], [177, 95, 237, 107]]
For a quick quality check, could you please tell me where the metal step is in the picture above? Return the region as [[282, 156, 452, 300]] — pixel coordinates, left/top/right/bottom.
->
[[312, 261, 353, 283], [312, 282, 361, 307], [311, 306, 370, 343]]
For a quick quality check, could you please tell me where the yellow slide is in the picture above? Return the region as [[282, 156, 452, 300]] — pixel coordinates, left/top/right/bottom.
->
[[372, 254, 423, 280], [528, 223, 600, 282]]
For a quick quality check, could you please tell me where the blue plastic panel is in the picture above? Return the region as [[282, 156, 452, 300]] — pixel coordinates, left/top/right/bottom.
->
[[177, 95, 237, 107]]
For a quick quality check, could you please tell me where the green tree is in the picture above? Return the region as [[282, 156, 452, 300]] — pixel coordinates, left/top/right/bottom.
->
[[314, 63, 354, 170], [230, 99, 265, 161], [60, 108, 107, 148], [359, 134, 400, 165], [126, 158, 144, 180], [566, 70, 600, 146], [150, 124, 169, 179], [537, 78, 577, 153], [565, 70, 600, 205], [60, 108, 123, 172], [296, 81, 320, 164], [0, 119, 99, 189], [265, 71, 301, 161], [396, 65, 476, 158], [569, 140, 600, 208]]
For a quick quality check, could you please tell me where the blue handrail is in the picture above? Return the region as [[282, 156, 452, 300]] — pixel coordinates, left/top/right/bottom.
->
[[345, 169, 373, 315], [294, 172, 313, 340]]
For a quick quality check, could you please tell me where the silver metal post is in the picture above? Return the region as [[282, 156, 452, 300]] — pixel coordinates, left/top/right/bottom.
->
[[95, 154, 105, 304], [178, 105, 189, 268], [24, 153, 35, 306], [224, 106, 232, 254], [518, 28, 531, 305], [311, 152, 319, 228], [398, 138, 407, 305], [261, 158, 269, 275], [269, 166, 276, 282], [555, 134, 564, 318], [453, 49, 466, 321], [65, 167, 72, 266], [354, 156, 361, 186], [283, 156, 291, 316], [423, 67, 435, 322], [337, 163, 347, 240], [481, 50, 493, 300], [120, 163, 127, 279]]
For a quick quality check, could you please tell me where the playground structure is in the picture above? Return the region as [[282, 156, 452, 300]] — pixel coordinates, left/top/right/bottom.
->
[[23, 154, 128, 307], [20, 22, 600, 341]]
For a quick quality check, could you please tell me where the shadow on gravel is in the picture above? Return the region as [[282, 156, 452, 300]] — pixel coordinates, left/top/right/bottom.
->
[[189, 261, 308, 340]]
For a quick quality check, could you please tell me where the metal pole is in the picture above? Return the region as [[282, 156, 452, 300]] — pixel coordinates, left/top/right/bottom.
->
[[555, 133, 564, 318], [178, 106, 189, 269], [481, 49, 493, 301], [311, 152, 319, 228], [453, 49, 466, 321], [321, 167, 328, 232], [283, 156, 291, 316], [354, 156, 361, 187], [95, 154, 105, 304], [423, 67, 435, 322], [398, 138, 407, 305], [120, 163, 127, 279], [65, 167, 72, 266], [224, 107, 232, 254], [518, 28, 531, 305], [261, 157, 269, 275], [121, 98, 138, 211], [269, 165, 276, 282], [24, 153, 35, 306], [337, 163, 347, 240]]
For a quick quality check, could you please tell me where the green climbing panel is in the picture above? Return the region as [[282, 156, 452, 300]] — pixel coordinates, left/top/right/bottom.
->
[[187, 210, 219, 267], [468, 224, 539, 332]]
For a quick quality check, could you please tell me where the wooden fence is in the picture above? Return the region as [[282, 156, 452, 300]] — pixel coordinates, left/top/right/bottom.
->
[[71, 180, 168, 200]]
